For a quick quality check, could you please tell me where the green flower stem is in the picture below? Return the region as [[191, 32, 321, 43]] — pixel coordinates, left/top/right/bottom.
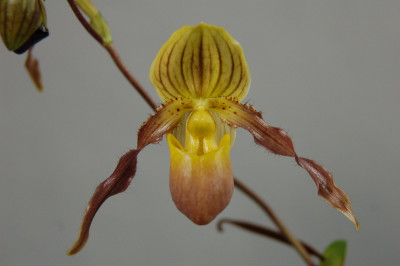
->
[[66, 0, 158, 110], [234, 178, 315, 266]]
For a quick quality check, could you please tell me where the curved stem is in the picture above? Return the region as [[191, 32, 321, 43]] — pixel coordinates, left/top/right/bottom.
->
[[66, 0, 158, 111], [218, 219, 324, 261], [234, 178, 315, 266], [104, 44, 158, 110], [66, 0, 103, 44]]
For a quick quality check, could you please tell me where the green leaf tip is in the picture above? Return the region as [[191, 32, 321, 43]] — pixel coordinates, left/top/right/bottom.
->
[[320, 240, 347, 266]]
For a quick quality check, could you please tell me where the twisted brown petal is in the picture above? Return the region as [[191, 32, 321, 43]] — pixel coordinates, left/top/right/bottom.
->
[[208, 97, 359, 230], [296, 157, 359, 230], [67, 149, 139, 255], [69, 99, 195, 255]]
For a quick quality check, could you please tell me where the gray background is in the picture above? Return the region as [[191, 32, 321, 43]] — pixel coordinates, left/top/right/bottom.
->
[[1, 0, 399, 265]]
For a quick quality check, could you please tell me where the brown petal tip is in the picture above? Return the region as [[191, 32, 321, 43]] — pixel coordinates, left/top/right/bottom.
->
[[296, 157, 359, 231], [67, 233, 88, 256]]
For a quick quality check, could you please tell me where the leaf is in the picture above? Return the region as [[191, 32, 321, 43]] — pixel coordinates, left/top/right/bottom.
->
[[320, 240, 347, 266]]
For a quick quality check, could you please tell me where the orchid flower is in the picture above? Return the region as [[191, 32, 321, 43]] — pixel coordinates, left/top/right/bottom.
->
[[68, 23, 358, 255]]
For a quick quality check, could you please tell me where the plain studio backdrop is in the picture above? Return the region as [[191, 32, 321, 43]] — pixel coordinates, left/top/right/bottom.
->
[[1, 1, 399, 265]]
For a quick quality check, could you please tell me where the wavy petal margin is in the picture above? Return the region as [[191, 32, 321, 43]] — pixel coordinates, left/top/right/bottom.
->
[[296, 157, 359, 230], [208, 97, 359, 230], [67, 149, 140, 255], [69, 99, 195, 255]]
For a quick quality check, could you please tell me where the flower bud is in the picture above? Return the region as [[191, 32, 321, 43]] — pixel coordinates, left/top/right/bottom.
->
[[0, 0, 48, 54]]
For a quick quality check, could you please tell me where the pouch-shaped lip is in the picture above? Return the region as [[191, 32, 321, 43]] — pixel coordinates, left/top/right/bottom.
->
[[168, 133, 234, 225]]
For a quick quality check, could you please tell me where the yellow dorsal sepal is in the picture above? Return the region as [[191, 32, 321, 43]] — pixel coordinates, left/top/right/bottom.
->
[[150, 23, 250, 102]]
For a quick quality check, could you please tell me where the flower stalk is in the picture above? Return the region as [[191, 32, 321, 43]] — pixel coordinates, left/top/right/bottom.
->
[[232, 178, 316, 265], [66, 0, 158, 110], [217, 219, 324, 261]]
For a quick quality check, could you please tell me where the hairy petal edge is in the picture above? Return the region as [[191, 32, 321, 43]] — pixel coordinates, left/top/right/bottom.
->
[[137, 98, 194, 149], [296, 157, 359, 230], [208, 97, 359, 229]]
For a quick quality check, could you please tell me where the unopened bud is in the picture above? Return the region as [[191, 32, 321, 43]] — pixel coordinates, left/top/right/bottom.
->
[[0, 0, 49, 54]]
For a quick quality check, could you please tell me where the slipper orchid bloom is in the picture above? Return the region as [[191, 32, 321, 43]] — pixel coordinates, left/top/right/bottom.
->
[[68, 23, 358, 255]]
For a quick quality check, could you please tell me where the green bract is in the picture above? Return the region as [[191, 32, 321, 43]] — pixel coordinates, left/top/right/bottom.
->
[[0, 0, 48, 54], [75, 0, 112, 46]]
